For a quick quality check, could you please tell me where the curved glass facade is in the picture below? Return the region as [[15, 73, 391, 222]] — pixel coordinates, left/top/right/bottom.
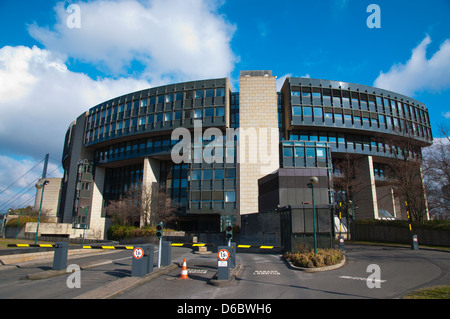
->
[[59, 73, 432, 235]]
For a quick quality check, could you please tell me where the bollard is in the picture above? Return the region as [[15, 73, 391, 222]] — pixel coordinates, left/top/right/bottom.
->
[[217, 246, 230, 280], [132, 245, 149, 277], [161, 241, 172, 266], [411, 235, 419, 250], [53, 242, 69, 270]]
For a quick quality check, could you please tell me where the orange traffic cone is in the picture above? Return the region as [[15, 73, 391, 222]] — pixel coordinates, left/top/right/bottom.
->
[[179, 258, 189, 279]]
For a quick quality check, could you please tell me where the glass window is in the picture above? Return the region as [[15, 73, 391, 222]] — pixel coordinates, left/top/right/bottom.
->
[[216, 88, 225, 97], [225, 169, 236, 179], [295, 147, 305, 157], [175, 92, 184, 101], [324, 112, 333, 119], [149, 97, 156, 105], [214, 169, 224, 179], [303, 106, 312, 116], [192, 170, 201, 180], [292, 106, 302, 116], [204, 108, 214, 117], [333, 97, 341, 107], [174, 111, 182, 120], [314, 107, 323, 118], [139, 117, 146, 125], [164, 112, 172, 121], [306, 147, 316, 157], [203, 169, 213, 180], [225, 191, 236, 202], [147, 114, 154, 124], [334, 113, 343, 122], [216, 107, 225, 116], [344, 114, 352, 122], [156, 113, 163, 122], [194, 109, 203, 118], [317, 148, 326, 157], [158, 95, 165, 104], [291, 90, 300, 96], [205, 89, 214, 98], [166, 94, 174, 103], [141, 99, 147, 107], [283, 147, 293, 157], [195, 90, 204, 99], [378, 114, 385, 124]]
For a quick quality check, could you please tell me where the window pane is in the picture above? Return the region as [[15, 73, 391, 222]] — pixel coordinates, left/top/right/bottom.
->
[[192, 170, 201, 180], [225, 191, 235, 202], [205, 108, 214, 117], [216, 88, 225, 97], [292, 106, 302, 116], [314, 107, 323, 118], [283, 147, 293, 157], [203, 169, 213, 180], [303, 107, 312, 116], [295, 147, 305, 157], [194, 109, 203, 118], [195, 90, 204, 99], [216, 107, 225, 116]]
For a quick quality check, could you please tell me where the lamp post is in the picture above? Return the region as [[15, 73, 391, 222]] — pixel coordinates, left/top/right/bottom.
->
[[307, 176, 319, 255], [34, 180, 49, 244]]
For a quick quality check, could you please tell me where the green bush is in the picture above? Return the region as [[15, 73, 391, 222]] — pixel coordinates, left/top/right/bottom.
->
[[107, 224, 172, 240], [284, 249, 343, 268]]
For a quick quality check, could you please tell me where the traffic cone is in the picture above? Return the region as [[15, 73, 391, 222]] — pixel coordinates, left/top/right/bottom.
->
[[179, 258, 189, 279]]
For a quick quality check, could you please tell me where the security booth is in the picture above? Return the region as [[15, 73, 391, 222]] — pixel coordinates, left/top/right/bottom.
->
[[258, 166, 334, 252], [278, 205, 333, 251]]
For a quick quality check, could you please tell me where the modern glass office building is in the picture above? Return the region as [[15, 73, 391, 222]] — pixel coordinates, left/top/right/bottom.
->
[[58, 71, 432, 239]]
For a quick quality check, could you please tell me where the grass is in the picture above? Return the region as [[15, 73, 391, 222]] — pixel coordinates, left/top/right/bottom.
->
[[403, 285, 450, 299]]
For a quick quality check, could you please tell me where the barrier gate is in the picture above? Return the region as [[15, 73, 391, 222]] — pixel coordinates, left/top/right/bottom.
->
[[7, 241, 282, 278]]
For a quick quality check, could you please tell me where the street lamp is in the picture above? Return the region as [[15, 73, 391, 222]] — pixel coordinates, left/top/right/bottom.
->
[[34, 180, 49, 244], [307, 176, 319, 255]]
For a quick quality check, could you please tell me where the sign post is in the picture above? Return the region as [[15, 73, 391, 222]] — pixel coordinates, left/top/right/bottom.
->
[[217, 246, 230, 280]]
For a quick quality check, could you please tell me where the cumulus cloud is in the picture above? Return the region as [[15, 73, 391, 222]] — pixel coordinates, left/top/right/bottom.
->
[[28, 0, 237, 82], [374, 35, 450, 96], [0, 45, 150, 161]]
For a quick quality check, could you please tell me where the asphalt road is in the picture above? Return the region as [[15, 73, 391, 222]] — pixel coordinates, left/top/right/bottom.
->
[[0, 244, 448, 300], [116, 244, 450, 299]]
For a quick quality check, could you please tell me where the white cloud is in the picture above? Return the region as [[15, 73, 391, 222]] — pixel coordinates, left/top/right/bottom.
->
[[28, 0, 237, 82], [374, 35, 450, 96], [0, 45, 151, 160], [442, 111, 450, 119], [0, 45, 152, 210]]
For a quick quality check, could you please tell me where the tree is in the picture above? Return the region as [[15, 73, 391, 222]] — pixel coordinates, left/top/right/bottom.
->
[[423, 124, 450, 219], [382, 132, 429, 222], [106, 181, 178, 227]]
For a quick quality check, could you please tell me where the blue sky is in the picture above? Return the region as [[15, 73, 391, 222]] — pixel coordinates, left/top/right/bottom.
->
[[0, 0, 449, 211]]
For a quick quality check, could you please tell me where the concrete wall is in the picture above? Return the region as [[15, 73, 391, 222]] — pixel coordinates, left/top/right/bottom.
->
[[237, 71, 279, 217]]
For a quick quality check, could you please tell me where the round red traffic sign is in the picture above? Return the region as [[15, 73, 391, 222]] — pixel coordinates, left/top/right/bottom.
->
[[218, 249, 230, 261], [133, 247, 144, 259]]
